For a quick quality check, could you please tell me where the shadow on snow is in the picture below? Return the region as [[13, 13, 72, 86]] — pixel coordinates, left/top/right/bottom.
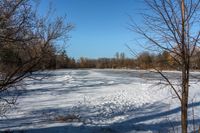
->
[[1, 101, 200, 133]]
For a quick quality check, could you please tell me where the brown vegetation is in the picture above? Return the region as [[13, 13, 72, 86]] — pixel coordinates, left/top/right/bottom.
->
[[0, 0, 73, 114]]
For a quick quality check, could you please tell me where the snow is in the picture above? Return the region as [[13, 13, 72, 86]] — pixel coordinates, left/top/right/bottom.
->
[[0, 69, 200, 133]]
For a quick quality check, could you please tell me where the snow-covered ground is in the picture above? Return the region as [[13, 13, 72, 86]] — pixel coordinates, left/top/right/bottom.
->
[[1, 69, 200, 133]]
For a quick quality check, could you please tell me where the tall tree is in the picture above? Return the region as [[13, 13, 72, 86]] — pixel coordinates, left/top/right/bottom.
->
[[131, 0, 200, 132], [0, 0, 73, 115]]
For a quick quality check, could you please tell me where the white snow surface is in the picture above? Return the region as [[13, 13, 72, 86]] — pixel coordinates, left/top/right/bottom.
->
[[1, 69, 200, 133]]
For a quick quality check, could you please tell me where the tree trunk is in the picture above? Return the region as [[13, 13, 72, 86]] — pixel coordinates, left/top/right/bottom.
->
[[181, 0, 189, 132], [181, 61, 189, 133], [181, 84, 188, 133]]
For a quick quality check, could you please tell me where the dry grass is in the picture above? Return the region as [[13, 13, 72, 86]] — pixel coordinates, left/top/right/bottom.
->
[[54, 114, 81, 123]]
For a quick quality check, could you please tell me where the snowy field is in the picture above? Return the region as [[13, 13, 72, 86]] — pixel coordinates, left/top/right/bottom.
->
[[1, 69, 200, 133]]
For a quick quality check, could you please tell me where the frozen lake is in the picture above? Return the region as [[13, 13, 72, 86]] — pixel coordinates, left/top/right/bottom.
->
[[1, 69, 200, 133]]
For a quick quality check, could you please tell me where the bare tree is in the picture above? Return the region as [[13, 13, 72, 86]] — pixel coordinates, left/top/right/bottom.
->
[[0, 0, 73, 115], [130, 0, 200, 132]]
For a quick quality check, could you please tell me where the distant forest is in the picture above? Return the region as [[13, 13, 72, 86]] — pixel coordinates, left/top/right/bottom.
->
[[55, 50, 200, 70], [2, 42, 200, 70]]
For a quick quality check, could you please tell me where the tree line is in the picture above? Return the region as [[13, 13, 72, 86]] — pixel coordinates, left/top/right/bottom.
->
[[42, 50, 200, 70]]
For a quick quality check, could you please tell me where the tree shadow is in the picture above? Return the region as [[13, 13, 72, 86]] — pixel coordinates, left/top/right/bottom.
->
[[108, 101, 200, 132], [2, 101, 200, 133]]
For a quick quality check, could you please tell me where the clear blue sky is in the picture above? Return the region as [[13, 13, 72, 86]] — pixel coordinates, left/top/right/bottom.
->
[[38, 0, 145, 59]]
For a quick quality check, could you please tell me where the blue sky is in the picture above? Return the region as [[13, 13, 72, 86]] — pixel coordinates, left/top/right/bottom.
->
[[38, 0, 145, 59]]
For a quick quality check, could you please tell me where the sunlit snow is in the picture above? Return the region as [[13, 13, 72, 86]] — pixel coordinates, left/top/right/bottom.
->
[[1, 69, 200, 133]]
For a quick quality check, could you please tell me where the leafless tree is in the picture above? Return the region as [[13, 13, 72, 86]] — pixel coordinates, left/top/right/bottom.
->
[[130, 0, 200, 132], [0, 0, 73, 115]]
